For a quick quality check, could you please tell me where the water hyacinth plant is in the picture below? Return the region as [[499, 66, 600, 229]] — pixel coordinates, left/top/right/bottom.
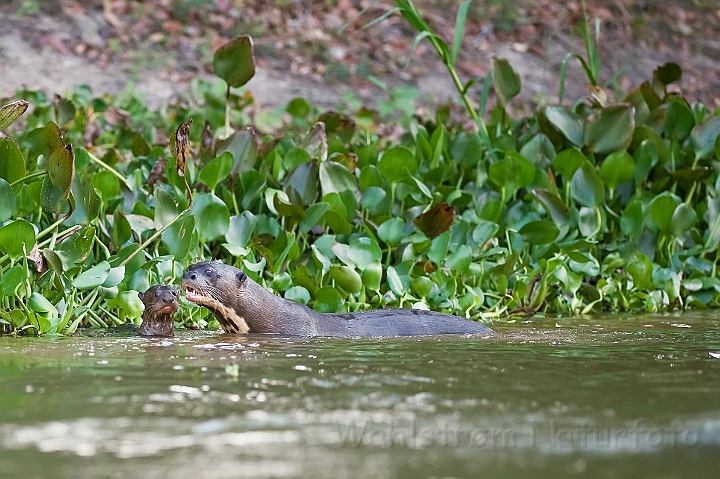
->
[[1, 2, 720, 335]]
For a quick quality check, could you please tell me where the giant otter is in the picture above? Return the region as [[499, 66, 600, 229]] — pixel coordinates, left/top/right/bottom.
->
[[137, 285, 179, 337], [181, 261, 493, 337]]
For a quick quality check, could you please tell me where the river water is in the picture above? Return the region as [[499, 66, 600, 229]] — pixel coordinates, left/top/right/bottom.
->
[[1, 312, 719, 478]]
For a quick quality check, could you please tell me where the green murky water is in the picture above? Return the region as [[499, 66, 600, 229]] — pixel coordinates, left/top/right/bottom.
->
[[1, 313, 719, 479]]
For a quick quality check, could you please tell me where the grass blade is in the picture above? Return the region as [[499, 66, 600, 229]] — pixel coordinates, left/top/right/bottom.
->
[[451, 0, 472, 66]]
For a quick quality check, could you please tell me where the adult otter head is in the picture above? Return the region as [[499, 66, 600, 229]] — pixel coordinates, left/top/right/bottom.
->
[[138, 285, 179, 337], [181, 262, 250, 334]]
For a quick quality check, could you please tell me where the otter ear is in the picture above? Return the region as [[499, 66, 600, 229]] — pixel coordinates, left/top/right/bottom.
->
[[138, 291, 144, 300], [236, 271, 247, 284]]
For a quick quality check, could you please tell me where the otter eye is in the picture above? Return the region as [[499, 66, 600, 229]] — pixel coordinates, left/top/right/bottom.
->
[[172, 290, 178, 297], [205, 269, 213, 276]]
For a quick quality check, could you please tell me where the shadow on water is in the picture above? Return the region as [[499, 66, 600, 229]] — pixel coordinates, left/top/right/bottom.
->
[[1, 311, 719, 479]]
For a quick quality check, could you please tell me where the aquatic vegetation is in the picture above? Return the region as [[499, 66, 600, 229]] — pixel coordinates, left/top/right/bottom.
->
[[1, 2, 719, 335]]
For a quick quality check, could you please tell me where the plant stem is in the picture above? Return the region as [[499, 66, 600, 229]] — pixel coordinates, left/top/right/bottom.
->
[[119, 206, 192, 267], [86, 151, 128, 185], [9, 171, 44, 188]]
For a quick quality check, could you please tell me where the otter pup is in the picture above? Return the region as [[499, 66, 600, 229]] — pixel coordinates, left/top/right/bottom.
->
[[138, 285, 179, 337], [181, 261, 493, 337]]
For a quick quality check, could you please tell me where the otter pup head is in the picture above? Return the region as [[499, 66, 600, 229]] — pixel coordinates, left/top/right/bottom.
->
[[181, 261, 250, 334], [138, 285, 179, 337]]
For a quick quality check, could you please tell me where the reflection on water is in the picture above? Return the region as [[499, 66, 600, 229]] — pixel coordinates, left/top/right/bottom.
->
[[1, 312, 719, 479]]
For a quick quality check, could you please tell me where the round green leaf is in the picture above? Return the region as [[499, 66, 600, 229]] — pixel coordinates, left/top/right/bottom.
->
[[599, 150, 635, 191], [285, 286, 311, 305], [0, 137, 26, 184], [154, 188, 178, 230], [650, 193, 679, 235], [532, 188, 569, 228], [663, 98, 694, 141], [190, 193, 230, 242], [330, 265, 363, 294], [93, 170, 120, 203], [212, 35, 256, 88], [620, 199, 643, 239], [319, 161, 357, 196], [283, 147, 312, 170], [361, 262, 382, 291], [377, 217, 404, 246], [518, 220, 560, 245], [163, 215, 195, 259], [411, 276, 434, 298], [0, 219, 35, 258], [690, 115, 720, 159], [545, 107, 583, 146], [28, 292, 57, 316], [445, 244, 472, 273], [488, 152, 534, 198], [670, 203, 698, 237], [570, 161, 605, 207], [199, 151, 234, 191], [552, 148, 586, 179], [348, 237, 382, 266], [378, 146, 417, 182], [72, 261, 111, 290], [653, 63, 682, 85], [0, 178, 16, 222], [386, 266, 407, 296], [313, 286, 343, 313], [633, 140, 659, 186], [583, 105, 635, 155], [117, 291, 144, 319]]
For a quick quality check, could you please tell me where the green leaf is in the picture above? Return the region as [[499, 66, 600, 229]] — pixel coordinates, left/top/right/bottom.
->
[[598, 150, 635, 191], [0, 99, 29, 130], [313, 286, 343, 313], [284, 161, 318, 206], [450, 0, 471, 66], [670, 203, 697, 237], [386, 266, 406, 296], [663, 98, 694, 141], [583, 105, 635, 155], [212, 35, 256, 88], [633, 140, 659, 186], [491, 57, 521, 107], [330, 265, 363, 294], [545, 107, 583, 146], [378, 146, 417, 182], [519, 220, 560, 245], [446, 244, 472, 273], [28, 293, 57, 316], [570, 161, 605, 207], [0, 178, 16, 222], [428, 230, 450, 264], [285, 286, 311, 305], [154, 188, 178, 230], [190, 193, 230, 242], [93, 170, 120, 203], [620, 199, 643, 239], [72, 261, 111, 290], [411, 276, 434, 298], [488, 151, 534, 199], [653, 62, 682, 85], [117, 291, 144, 319], [0, 219, 35, 258], [1, 266, 25, 296], [199, 151, 234, 191], [348, 237, 382, 266], [319, 161, 357, 196], [532, 188, 570, 228], [283, 147, 312, 170], [299, 202, 330, 234], [47, 144, 75, 193], [377, 217, 404, 246], [361, 262, 382, 291], [552, 148, 586, 179], [102, 266, 125, 288], [0, 137, 26, 184], [690, 115, 720, 159], [650, 193, 679, 235], [68, 172, 101, 225], [216, 128, 257, 176], [163, 215, 195, 259], [43, 121, 64, 155]]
